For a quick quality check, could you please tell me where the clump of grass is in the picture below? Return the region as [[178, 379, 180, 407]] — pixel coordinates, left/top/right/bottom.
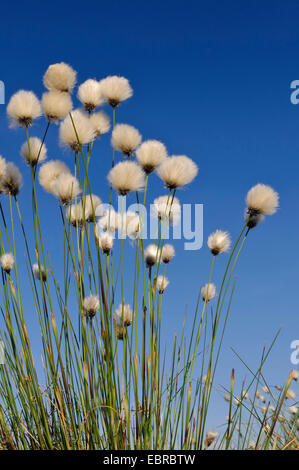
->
[[0, 63, 292, 451]]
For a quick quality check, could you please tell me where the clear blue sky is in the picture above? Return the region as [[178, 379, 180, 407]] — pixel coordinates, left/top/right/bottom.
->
[[0, 0, 298, 430]]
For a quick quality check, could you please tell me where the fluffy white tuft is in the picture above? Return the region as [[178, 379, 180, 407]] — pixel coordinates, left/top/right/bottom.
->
[[99, 75, 133, 107], [144, 244, 160, 267], [67, 202, 83, 227], [0, 253, 15, 273], [285, 389, 296, 400], [205, 431, 218, 448], [291, 369, 299, 381], [207, 230, 231, 256], [111, 124, 142, 156], [32, 263, 46, 282], [20, 137, 47, 165], [115, 303, 133, 326], [156, 275, 169, 294], [43, 62, 77, 92], [161, 244, 175, 264], [107, 161, 145, 195], [59, 109, 96, 151], [0, 163, 23, 196], [152, 195, 181, 224], [98, 208, 119, 232], [157, 155, 198, 189], [78, 79, 103, 111], [136, 140, 167, 173], [82, 194, 102, 222], [201, 283, 216, 302], [7, 90, 41, 127], [54, 173, 80, 206], [246, 183, 279, 216], [90, 111, 110, 138], [83, 295, 99, 318], [289, 405, 298, 415], [0, 155, 7, 180], [99, 232, 114, 254], [38, 160, 71, 193], [42, 91, 72, 122]]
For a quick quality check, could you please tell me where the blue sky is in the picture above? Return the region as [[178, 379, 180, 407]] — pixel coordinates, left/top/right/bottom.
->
[[0, 0, 299, 430]]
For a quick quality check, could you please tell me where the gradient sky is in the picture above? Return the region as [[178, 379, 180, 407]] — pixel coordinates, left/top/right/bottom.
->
[[0, 0, 298, 431]]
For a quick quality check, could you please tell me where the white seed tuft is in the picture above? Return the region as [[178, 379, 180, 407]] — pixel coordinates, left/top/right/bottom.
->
[[38, 160, 71, 193], [78, 79, 103, 111], [111, 124, 142, 156], [20, 137, 47, 166], [42, 91, 72, 122], [136, 140, 167, 173], [157, 155, 198, 189], [108, 161, 145, 195], [7, 90, 41, 127], [0, 253, 15, 273], [207, 230, 231, 256], [99, 75, 133, 107], [201, 283, 216, 302], [43, 62, 77, 93]]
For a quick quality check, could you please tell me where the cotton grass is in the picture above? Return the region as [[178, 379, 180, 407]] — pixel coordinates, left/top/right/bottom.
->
[[0, 253, 14, 273], [42, 91, 72, 122], [111, 124, 141, 156], [59, 109, 96, 151], [107, 161, 145, 195], [38, 160, 71, 194], [43, 62, 77, 93], [157, 155, 198, 189], [20, 137, 47, 166], [99, 75, 133, 107], [7, 90, 41, 127], [136, 140, 167, 173]]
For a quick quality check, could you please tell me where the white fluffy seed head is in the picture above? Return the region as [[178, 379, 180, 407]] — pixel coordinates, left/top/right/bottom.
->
[[262, 385, 270, 394], [289, 405, 298, 415], [115, 303, 133, 326], [32, 263, 46, 282], [99, 75, 133, 107], [43, 62, 77, 92], [124, 211, 140, 239], [152, 195, 181, 225], [136, 140, 167, 173], [82, 194, 102, 222], [98, 208, 119, 232], [246, 184, 279, 216], [205, 431, 218, 448], [291, 369, 299, 381], [157, 155, 198, 189], [59, 109, 96, 151], [156, 275, 169, 294], [207, 230, 231, 256], [0, 253, 15, 273], [99, 232, 114, 254], [78, 79, 104, 111], [54, 173, 81, 205], [41, 91, 73, 122], [20, 137, 47, 166], [144, 244, 160, 267], [90, 111, 110, 138], [0, 163, 23, 196], [161, 244, 175, 264], [83, 295, 99, 318], [7, 90, 41, 127], [285, 389, 296, 400], [107, 161, 145, 195], [38, 160, 71, 193], [111, 124, 142, 156], [67, 202, 83, 227], [0, 156, 7, 180], [201, 283, 216, 302]]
